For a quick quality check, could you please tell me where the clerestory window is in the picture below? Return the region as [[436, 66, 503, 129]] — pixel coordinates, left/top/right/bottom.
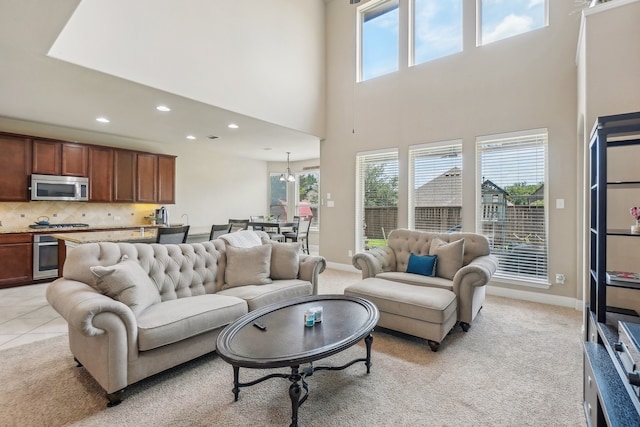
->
[[477, 0, 547, 46]]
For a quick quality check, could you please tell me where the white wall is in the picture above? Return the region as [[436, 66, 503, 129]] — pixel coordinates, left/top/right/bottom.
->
[[322, 0, 581, 298], [49, 0, 326, 138]]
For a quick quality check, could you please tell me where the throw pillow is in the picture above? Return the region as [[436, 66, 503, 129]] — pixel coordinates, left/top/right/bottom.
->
[[429, 237, 464, 280], [270, 241, 302, 280], [225, 244, 273, 288], [406, 253, 437, 277], [90, 261, 161, 316]]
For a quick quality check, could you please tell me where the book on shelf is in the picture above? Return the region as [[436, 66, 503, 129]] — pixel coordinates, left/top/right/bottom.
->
[[606, 271, 640, 283]]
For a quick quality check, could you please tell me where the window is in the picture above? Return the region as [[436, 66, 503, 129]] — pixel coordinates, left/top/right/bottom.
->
[[269, 174, 288, 221], [296, 171, 319, 229], [411, 0, 462, 66], [358, 0, 399, 81], [409, 141, 462, 232], [478, 0, 547, 46], [356, 149, 399, 251], [477, 129, 548, 285]]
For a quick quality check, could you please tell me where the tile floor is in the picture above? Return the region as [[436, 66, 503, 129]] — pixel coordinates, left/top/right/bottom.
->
[[0, 282, 67, 350]]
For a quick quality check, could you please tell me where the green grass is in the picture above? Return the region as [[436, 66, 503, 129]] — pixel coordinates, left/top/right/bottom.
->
[[366, 239, 387, 248]]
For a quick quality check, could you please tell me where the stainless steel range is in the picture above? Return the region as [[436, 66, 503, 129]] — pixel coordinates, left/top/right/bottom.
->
[[31, 223, 89, 280]]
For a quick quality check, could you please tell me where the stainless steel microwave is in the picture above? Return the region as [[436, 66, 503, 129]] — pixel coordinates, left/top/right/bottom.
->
[[30, 174, 89, 201]]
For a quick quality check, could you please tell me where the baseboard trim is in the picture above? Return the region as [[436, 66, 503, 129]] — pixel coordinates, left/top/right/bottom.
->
[[487, 285, 583, 311], [325, 262, 583, 311], [326, 261, 360, 273]]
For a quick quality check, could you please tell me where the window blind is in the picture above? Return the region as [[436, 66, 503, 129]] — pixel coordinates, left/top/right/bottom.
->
[[477, 130, 548, 284], [409, 141, 462, 232], [356, 149, 399, 251]]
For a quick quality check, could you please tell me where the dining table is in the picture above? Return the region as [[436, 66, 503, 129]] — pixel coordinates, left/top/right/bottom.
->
[[248, 221, 296, 241]]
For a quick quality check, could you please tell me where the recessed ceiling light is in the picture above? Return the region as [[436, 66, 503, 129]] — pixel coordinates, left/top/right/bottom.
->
[[156, 105, 171, 112], [228, 123, 239, 129], [186, 135, 196, 140], [96, 117, 110, 123]]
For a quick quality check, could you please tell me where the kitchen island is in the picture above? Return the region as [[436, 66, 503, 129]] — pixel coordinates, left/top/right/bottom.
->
[[53, 228, 158, 270], [51, 228, 157, 246]]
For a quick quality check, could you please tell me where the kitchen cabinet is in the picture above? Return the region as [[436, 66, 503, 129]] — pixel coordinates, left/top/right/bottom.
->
[[0, 134, 31, 201], [88, 146, 114, 202], [113, 149, 136, 202], [0, 233, 32, 288], [158, 155, 176, 204], [32, 139, 88, 176], [137, 153, 158, 203]]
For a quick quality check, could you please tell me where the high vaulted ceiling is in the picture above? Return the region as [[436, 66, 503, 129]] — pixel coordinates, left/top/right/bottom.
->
[[0, 0, 324, 161]]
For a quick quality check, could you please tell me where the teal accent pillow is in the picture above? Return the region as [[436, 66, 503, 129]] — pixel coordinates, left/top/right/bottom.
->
[[406, 254, 437, 276]]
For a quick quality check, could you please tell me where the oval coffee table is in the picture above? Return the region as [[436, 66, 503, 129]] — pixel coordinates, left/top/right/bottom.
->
[[216, 294, 379, 427]]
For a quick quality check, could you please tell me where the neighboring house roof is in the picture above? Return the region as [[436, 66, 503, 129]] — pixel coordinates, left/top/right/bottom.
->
[[481, 179, 509, 195], [414, 167, 462, 207]]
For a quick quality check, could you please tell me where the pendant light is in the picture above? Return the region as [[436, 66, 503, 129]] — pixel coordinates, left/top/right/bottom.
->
[[279, 152, 296, 182]]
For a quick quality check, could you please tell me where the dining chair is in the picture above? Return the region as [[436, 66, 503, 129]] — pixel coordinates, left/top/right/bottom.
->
[[228, 219, 249, 232], [209, 223, 232, 240], [283, 216, 311, 254], [249, 216, 265, 231], [156, 225, 190, 244]]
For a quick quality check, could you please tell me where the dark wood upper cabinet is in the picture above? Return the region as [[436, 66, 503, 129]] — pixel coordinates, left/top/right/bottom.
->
[[113, 150, 136, 202], [88, 146, 114, 202], [61, 143, 88, 176], [33, 139, 87, 177], [137, 153, 158, 203], [158, 155, 176, 204], [32, 139, 60, 175], [0, 134, 31, 201]]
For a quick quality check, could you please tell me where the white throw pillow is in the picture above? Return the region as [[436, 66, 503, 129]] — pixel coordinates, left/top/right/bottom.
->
[[270, 241, 302, 280], [429, 237, 464, 280], [90, 261, 161, 315], [225, 244, 273, 288]]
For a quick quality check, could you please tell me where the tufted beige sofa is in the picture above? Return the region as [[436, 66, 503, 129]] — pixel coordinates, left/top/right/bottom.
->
[[351, 229, 498, 332], [46, 231, 326, 406]]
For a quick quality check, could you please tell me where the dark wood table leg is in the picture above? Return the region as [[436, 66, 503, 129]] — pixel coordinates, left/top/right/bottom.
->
[[232, 366, 240, 401], [365, 332, 373, 373], [288, 365, 301, 427]]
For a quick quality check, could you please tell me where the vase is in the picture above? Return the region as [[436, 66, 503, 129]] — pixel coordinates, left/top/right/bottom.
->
[[631, 224, 640, 234]]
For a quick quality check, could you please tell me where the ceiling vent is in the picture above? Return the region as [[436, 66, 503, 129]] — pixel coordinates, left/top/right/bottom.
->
[[207, 135, 219, 140]]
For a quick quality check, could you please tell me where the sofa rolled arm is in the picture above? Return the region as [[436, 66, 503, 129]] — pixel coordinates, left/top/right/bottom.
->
[[452, 254, 499, 292], [298, 255, 327, 294], [352, 247, 395, 279], [46, 278, 138, 358]]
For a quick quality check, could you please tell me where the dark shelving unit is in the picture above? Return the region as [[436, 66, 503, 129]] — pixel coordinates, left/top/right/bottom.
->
[[586, 111, 640, 426]]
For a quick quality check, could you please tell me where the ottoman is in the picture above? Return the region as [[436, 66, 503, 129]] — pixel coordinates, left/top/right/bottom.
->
[[344, 277, 457, 351]]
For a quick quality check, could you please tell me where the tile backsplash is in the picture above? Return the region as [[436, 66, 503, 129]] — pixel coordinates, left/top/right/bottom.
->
[[0, 202, 160, 228]]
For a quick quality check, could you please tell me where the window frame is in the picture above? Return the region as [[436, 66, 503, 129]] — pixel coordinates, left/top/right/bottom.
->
[[357, 0, 400, 82], [409, 0, 463, 67], [476, 0, 549, 46], [356, 148, 399, 251], [476, 128, 549, 288], [408, 140, 463, 232]]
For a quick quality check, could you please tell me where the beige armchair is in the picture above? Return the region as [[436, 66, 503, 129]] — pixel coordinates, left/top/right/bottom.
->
[[352, 229, 499, 331]]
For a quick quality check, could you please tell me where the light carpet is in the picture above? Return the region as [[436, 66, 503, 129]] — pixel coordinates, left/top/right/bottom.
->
[[0, 269, 585, 426]]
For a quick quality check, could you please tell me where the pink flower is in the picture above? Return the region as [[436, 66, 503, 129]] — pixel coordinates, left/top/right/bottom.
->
[[631, 207, 640, 221]]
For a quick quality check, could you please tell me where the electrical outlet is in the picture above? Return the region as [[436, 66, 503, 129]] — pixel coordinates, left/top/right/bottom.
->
[[348, 250, 353, 257], [555, 273, 565, 285]]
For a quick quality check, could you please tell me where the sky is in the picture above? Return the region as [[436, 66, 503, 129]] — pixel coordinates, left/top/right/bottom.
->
[[362, 0, 546, 80]]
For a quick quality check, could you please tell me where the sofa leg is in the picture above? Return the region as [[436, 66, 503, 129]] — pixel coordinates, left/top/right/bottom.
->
[[460, 322, 471, 332], [74, 357, 83, 367], [427, 340, 440, 352], [106, 390, 124, 407]]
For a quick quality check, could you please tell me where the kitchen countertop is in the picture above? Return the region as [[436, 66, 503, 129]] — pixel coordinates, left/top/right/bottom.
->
[[52, 228, 157, 244], [0, 224, 160, 234]]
